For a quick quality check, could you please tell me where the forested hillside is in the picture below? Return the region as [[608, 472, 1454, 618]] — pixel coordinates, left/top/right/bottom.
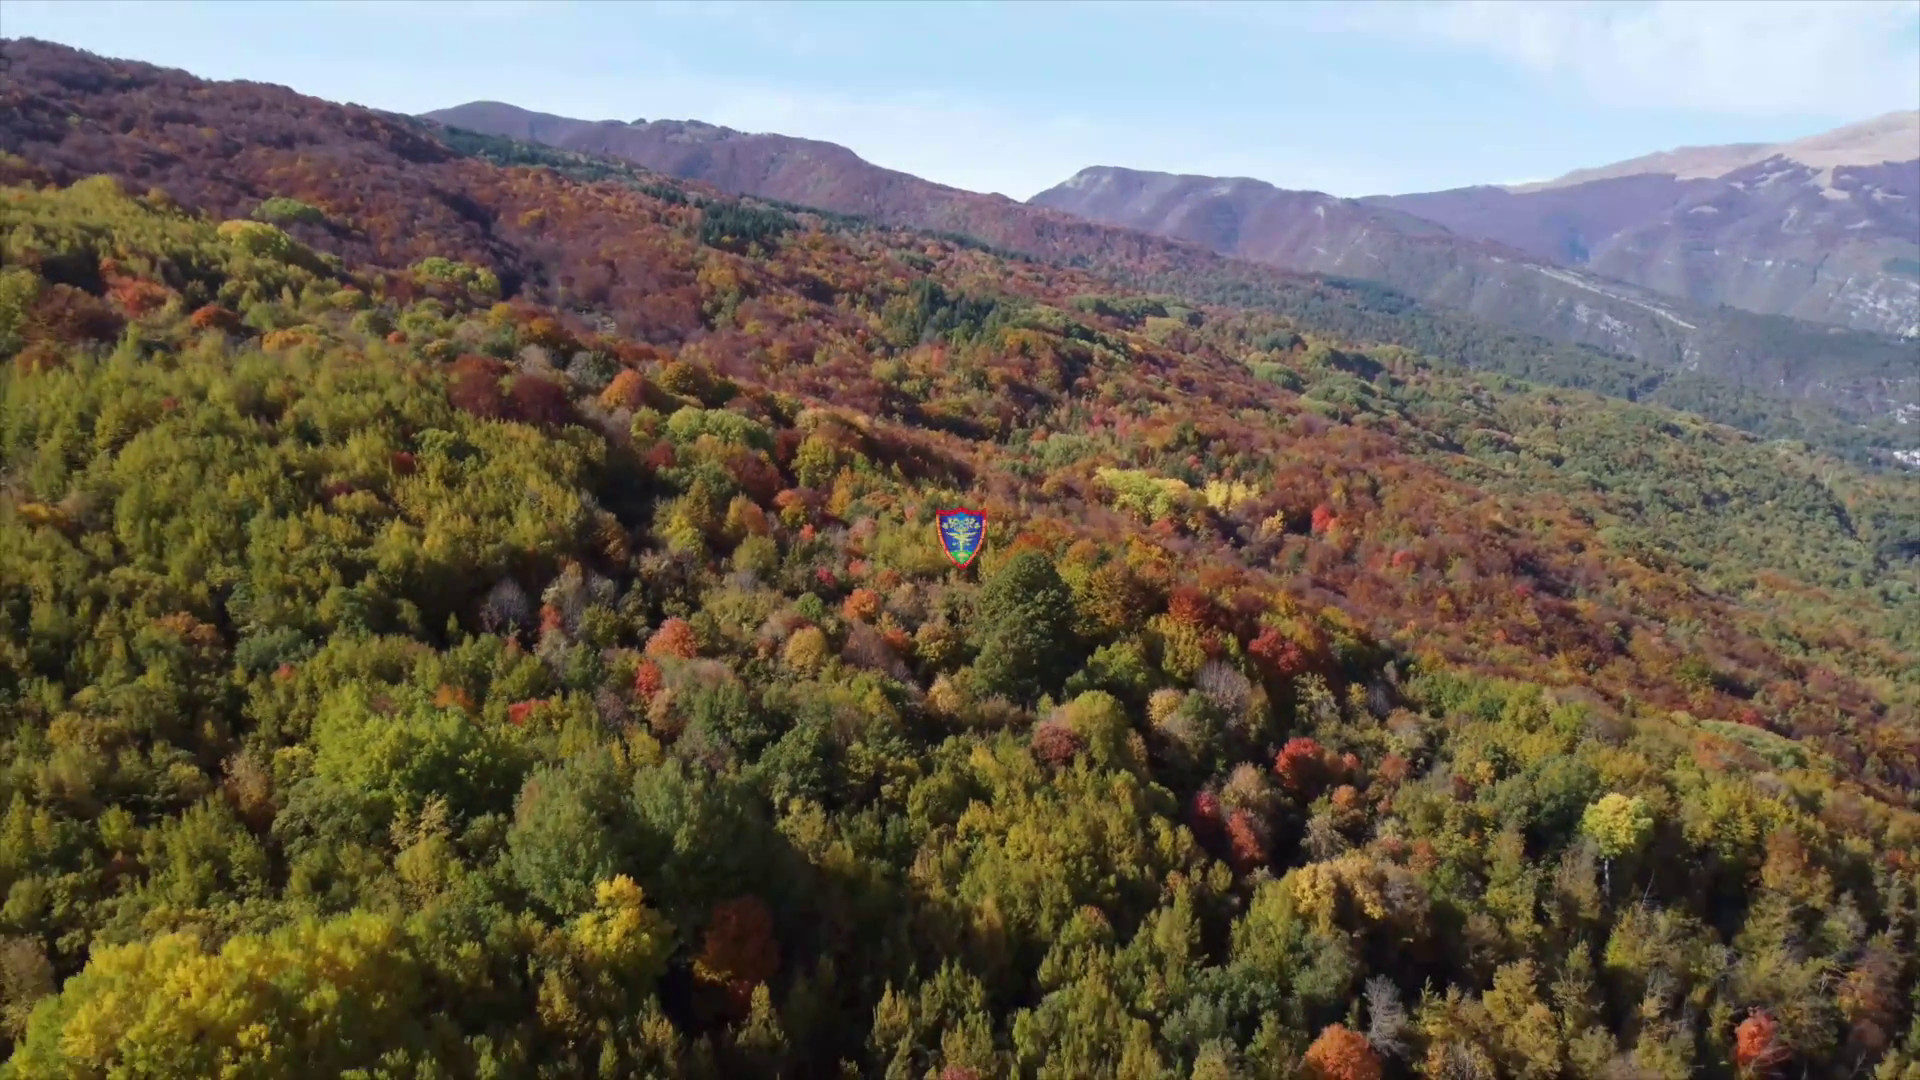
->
[[1030, 165, 1920, 430], [417, 101, 1920, 448], [1, 39, 1919, 1079]]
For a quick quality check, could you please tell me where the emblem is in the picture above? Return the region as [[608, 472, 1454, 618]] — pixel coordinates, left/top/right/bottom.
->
[[936, 507, 987, 568]]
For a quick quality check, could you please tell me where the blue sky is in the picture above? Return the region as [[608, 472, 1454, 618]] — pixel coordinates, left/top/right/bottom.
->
[[7, 0, 1918, 199]]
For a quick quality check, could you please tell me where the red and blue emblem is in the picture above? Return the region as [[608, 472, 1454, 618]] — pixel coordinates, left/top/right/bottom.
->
[[936, 507, 987, 568]]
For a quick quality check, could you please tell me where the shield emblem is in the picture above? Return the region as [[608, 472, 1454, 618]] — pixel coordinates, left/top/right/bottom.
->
[[936, 508, 987, 568]]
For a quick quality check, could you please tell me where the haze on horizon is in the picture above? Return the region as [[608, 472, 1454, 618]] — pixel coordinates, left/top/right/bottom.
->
[[5, 0, 1917, 200]]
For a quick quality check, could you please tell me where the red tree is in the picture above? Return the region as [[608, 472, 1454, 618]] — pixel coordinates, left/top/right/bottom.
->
[[1302, 1023, 1381, 1080], [1188, 790, 1226, 850], [842, 588, 882, 623], [189, 303, 241, 333], [696, 895, 781, 1015], [1735, 1011, 1789, 1077], [599, 368, 649, 410], [506, 373, 576, 428], [1225, 808, 1268, 872], [632, 660, 664, 702], [1030, 719, 1086, 767], [1276, 737, 1329, 798], [645, 618, 699, 660], [1167, 585, 1215, 628], [1250, 627, 1312, 681], [447, 354, 508, 419]]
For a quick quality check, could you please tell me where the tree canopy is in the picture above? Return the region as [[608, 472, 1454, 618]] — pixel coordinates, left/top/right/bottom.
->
[[0, 37, 1917, 1079]]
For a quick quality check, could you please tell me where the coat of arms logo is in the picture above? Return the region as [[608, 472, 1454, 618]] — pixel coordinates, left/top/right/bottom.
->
[[935, 508, 987, 568]]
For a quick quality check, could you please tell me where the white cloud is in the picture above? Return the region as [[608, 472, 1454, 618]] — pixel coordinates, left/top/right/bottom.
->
[[1335, 0, 1920, 118]]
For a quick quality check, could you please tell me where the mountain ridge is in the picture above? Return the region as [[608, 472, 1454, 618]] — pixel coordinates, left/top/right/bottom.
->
[[1035, 164, 1918, 418], [1509, 109, 1920, 192], [1366, 114, 1920, 338], [424, 100, 1919, 430]]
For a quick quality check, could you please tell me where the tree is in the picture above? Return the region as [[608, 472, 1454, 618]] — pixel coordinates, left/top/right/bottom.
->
[[646, 617, 701, 659], [1030, 718, 1086, 767], [972, 551, 1081, 704], [506, 373, 577, 428], [695, 895, 781, 1015], [1482, 959, 1563, 1079], [1735, 1011, 1790, 1077], [566, 874, 675, 994], [1276, 737, 1330, 798], [507, 752, 639, 916], [448, 354, 509, 419], [1304, 1023, 1382, 1080], [1055, 690, 1140, 773], [783, 625, 830, 674], [1226, 809, 1268, 872], [1362, 976, 1409, 1060], [9, 913, 448, 1076], [843, 587, 882, 623], [1579, 792, 1653, 890]]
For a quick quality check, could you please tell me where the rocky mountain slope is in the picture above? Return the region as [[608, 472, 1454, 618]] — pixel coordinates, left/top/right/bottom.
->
[[1511, 110, 1920, 190], [1368, 112, 1920, 337], [1034, 166, 1917, 421], [426, 102, 1919, 434]]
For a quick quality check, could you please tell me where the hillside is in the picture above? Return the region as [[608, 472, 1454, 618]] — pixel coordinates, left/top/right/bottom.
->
[[1034, 165, 1919, 421], [2, 38, 1920, 1078], [424, 101, 1920, 444], [419, 102, 1189, 269], [1371, 114, 1920, 338]]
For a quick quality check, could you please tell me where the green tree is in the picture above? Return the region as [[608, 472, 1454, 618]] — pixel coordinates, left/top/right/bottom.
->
[[972, 551, 1082, 704], [507, 751, 639, 916]]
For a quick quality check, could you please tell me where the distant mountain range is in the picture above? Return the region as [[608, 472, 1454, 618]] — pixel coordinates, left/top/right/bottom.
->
[[423, 101, 1918, 429], [1042, 115, 1919, 339], [1510, 111, 1920, 191], [419, 102, 1198, 268], [1034, 113, 1920, 342], [1365, 112, 1920, 336]]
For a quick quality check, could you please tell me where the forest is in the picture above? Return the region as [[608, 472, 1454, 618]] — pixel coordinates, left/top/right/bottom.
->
[[1, 37, 1918, 1080], [428, 115, 1920, 468]]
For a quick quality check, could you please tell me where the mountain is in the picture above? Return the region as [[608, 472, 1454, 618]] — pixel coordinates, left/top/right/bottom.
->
[[1510, 110, 1920, 191], [3, 74, 1850, 461], [1368, 112, 1920, 337], [421, 102, 1158, 258], [1034, 165, 1918, 422], [3, 38, 1920, 1077], [426, 102, 1920, 438]]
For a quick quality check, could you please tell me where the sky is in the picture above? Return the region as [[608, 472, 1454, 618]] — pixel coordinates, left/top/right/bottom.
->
[[6, 0, 1918, 199]]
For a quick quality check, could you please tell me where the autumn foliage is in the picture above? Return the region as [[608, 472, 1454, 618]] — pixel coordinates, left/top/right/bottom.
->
[[1735, 1011, 1789, 1076], [645, 618, 700, 659], [0, 36, 1916, 1080], [1276, 737, 1330, 797], [1303, 1024, 1382, 1080], [695, 895, 781, 1014]]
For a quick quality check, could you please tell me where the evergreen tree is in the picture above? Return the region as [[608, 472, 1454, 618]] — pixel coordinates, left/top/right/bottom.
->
[[971, 551, 1082, 704]]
